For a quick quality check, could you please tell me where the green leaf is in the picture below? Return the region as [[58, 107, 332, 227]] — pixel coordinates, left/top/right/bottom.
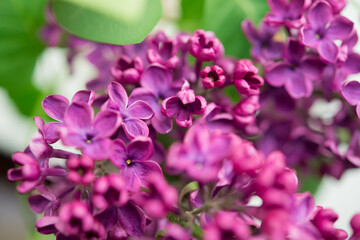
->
[[192, 224, 203, 239], [52, 0, 162, 45], [179, 181, 199, 202], [0, 0, 47, 116], [155, 229, 166, 240], [202, 0, 268, 58], [179, 0, 204, 32]]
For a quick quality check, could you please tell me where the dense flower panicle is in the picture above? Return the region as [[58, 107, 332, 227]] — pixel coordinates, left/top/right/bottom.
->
[[12, 0, 360, 236]]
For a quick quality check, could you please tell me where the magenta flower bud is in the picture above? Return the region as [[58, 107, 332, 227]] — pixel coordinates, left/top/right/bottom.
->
[[92, 174, 129, 210], [36, 216, 58, 235], [200, 65, 226, 89], [8, 152, 41, 194], [233, 96, 260, 126], [350, 213, 360, 240], [133, 173, 178, 219], [203, 211, 250, 240], [231, 140, 263, 175], [312, 207, 348, 240], [233, 59, 264, 95], [56, 201, 96, 236], [110, 55, 144, 84], [66, 155, 95, 185], [163, 223, 191, 240], [261, 209, 290, 239], [187, 29, 223, 61]]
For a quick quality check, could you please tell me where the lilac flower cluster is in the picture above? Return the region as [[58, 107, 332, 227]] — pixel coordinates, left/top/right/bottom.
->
[[8, 1, 360, 238], [243, 0, 360, 178]]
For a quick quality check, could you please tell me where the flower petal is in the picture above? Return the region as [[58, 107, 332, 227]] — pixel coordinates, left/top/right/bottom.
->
[[126, 101, 153, 120], [299, 58, 326, 80], [128, 137, 154, 161], [111, 139, 128, 168], [152, 107, 173, 134], [84, 139, 113, 160], [64, 102, 93, 130], [93, 110, 121, 138], [265, 62, 292, 87], [340, 81, 360, 106], [176, 109, 192, 128], [108, 81, 128, 112], [118, 202, 146, 237], [326, 16, 354, 40], [284, 71, 313, 98], [42, 94, 69, 121], [122, 118, 149, 139], [72, 90, 95, 105], [129, 161, 162, 188], [140, 64, 172, 97], [162, 97, 181, 117], [308, 1, 333, 30], [318, 40, 338, 63], [285, 38, 305, 64]]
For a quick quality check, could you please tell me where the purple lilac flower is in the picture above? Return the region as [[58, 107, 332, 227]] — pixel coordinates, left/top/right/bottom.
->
[[300, 1, 353, 63], [61, 102, 122, 160], [161, 88, 207, 128], [242, 20, 284, 64], [321, 0, 347, 13], [8, 152, 66, 193], [266, 38, 326, 98], [110, 137, 162, 191], [200, 65, 226, 89], [233, 59, 264, 95], [146, 31, 180, 69], [105, 81, 153, 138], [131, 64, 180, 134], [111, 55, 144, 85], [42, 90, 95, 143], [265, 0, 307, 28], [187, 29, 223, 61]]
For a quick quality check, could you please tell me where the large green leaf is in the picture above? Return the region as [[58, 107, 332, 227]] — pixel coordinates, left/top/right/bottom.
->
[[0, 0, 47, 116], [52, 0, 162, 45], [179, 0, 204, 32], [202, 0, 268, 58]]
